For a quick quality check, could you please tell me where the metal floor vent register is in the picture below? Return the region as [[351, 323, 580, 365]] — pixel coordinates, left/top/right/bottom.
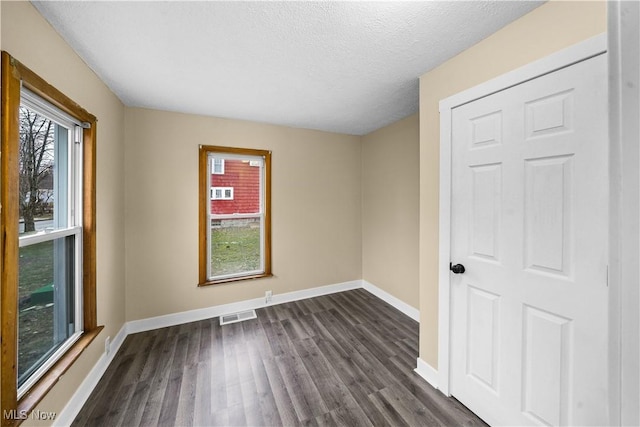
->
[[219, 309, 257, 326]]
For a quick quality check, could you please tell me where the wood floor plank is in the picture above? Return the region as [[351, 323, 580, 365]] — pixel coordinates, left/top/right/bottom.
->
[[275, 351, 329, 421], [198, 319, 213, 363], [324, 293, 366, 326], [210, 407, 229, 427], [74, 352, 137, 425], [194, 361, 212, 426], [209, 322, 228, 413], [258, 305, 279, 324], [327, 399, 374, 427], [311, 310, 362, 355], [272, 304, 296, 322], [311, 337, 390, 426], [173, 362, 197, 427], [227, 402, 247, 426], [262, 319, 294, 357], [292, 337, 356, 412], [261, 356, 300, 426], [157, 331, 189, 426], [71, 335, 139, 426], [102, 382, 134, 427], [184, 320, 202, 367], [351, 321, 399, 361], [73, 289, 487, 427], [383, 353, 475, 426], [119, 379, 151, 427], [138, 326, 180, 426], [282, 316, 313, 341], [297, 296, 325, 314], [246, 353, 283, 427], [378, 384, 444, 427], [351, 290, 419, 341], [367, 389, 411, 427]]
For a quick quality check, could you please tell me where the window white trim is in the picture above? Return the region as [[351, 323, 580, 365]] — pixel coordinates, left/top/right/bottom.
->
[[18, 226, 81, 247], [21, 88, 83, 128], [210, 186, 234, 200], [211, 213, 259, 220], [17, 331, 82, 399]]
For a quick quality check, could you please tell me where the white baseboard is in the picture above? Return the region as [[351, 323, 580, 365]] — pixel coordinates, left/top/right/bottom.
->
[[414, 357, 439, 390], [54, 279, 419, 424], [126, 280, 362, 334], [361, 280, 420, 322], [54, 325, 127, 427], [126, 295, 265, 334], [271, 280, 362, 306]]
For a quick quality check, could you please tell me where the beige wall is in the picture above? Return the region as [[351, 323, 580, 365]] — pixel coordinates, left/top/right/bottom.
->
[[362, 114, 419, 308], [2, 0, 606, 421], [1, 1, 126, 423], [124, 108, 362, 321], [418, 0, 607, 367]]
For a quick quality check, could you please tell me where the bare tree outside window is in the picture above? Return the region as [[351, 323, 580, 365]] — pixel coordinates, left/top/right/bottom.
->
[[19, 107, 54, 233]]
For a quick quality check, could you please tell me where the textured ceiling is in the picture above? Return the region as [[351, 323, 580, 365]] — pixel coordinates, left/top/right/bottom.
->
[[32, 1, 543, 136]]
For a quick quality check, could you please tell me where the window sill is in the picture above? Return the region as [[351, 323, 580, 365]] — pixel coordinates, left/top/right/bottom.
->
[[16, 326, 103, 424], [198, 272, 273, 287]]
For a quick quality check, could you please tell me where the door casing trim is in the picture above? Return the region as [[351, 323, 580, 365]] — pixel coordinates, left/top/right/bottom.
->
[[437, 33, 608, 397], [607, 1, 640, 424]]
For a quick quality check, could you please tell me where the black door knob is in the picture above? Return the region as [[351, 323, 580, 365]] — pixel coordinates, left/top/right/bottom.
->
[[450, 263, 465, 274]]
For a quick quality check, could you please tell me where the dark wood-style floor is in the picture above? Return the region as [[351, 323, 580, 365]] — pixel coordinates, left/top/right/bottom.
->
[[72, 289, 487, 427]]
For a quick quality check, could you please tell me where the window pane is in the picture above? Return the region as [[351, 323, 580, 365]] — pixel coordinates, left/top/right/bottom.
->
[[18, 236, 76, 387], [210, 157, 261, 215], [210, 218, 262, 277], [208, 153, 264, 279], [19, 106, 69, 235]]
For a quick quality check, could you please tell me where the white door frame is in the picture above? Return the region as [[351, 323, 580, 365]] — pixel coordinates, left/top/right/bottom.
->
[[437, 34, 608, 398], [608, 1, 640, 425]]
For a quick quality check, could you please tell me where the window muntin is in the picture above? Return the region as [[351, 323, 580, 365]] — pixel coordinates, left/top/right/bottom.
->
[[199, 146, 271, 285], [17, 92, 84, 396]]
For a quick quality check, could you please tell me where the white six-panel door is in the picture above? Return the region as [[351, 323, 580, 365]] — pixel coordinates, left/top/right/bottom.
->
[[450, 53, 608, 426]]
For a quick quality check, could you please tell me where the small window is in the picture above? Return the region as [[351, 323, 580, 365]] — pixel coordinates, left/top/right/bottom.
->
[[211, 187, 234, 200], [212, 158, 225, 174], [199, 146, 272, 285]]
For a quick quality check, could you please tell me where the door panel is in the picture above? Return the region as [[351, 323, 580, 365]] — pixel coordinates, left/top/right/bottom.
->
[[450, 53, 608, 426], [470, 163, 502, 262], [523, 155, 572, 277], [522, 305, 572, 427], [525, 89, 574, 139], [466, 285, 501, 392]]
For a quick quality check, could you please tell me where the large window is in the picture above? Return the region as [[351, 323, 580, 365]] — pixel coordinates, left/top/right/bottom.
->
[[17, 91, 84, 393], [2, 52, 100, 422], [199, 146, 271, 285]]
